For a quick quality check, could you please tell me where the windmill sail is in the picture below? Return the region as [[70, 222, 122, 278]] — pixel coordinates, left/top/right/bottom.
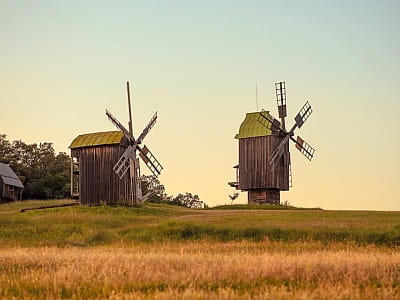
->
[[294, 136, 315, 161], [275, 81, 287, 130], [294, 101, 312, 129], [258, 110, 283, 134], [113, 145, 136, 179], [106, 109, 135, 143], [136, 112, 157, 144], [268, 135, 290, 168], [139, 145, 163, 176]]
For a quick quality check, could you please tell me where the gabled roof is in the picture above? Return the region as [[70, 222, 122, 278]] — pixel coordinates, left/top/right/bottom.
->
[[69, 131, 124, 149], [235, 111, 273, 139], [0, 163, 24, 188]]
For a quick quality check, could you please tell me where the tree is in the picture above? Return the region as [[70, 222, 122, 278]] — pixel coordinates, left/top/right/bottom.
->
[[140, 175, 206, 208], [0, 134, 12, 164], [171, 192, 205, 209], [140, 175, 166, 203], [0, 134, 71, 199]]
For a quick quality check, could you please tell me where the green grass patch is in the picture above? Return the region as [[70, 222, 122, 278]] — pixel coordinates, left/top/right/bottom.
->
[[210, 204, 321, 210], [0, 200, 400, 247], [121, 221, 400, 246]]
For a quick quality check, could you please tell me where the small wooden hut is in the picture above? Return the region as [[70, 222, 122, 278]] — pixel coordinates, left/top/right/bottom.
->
[[69, 131, 133, 205], [229, 111, 289, 204], [0, 163, 24, 202]]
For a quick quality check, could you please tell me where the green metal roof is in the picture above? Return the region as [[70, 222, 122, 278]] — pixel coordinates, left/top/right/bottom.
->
[[235, 111, 274, 139], [69, 131, 124, 149]]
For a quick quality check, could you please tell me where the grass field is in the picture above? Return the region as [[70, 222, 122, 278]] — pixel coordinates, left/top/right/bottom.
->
[[0, 200, 399, 299]]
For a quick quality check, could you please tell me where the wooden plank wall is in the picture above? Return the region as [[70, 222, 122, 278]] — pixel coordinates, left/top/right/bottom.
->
[[0, 181, 22, 201], [72, 144, 132, 205], [238, 135, 289, 191]]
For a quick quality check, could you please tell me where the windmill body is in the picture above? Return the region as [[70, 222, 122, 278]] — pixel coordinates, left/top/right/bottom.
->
[[69, 131, 133, 205], [229, 81, 315, 205], [69, 82, 163, 206]]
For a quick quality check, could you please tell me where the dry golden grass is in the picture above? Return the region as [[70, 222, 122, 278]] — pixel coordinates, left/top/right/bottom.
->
[[0, 242, 399, 299]]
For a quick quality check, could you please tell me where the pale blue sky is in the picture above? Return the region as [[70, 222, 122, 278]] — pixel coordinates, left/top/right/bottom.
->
[[1, 1, 399, 209]]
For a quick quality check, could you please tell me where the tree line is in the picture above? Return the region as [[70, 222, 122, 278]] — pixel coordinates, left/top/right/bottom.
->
[[0, 134, 206, 207], [141, 175, 207, 208], [0, 134, 70, 199]]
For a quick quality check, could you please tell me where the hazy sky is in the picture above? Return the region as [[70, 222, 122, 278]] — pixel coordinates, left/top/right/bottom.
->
[[1, 1, 399, 210]]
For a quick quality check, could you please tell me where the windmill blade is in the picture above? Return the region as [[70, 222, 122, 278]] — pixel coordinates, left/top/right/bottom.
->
[[292, 136, 315, 161], [138, 144, 163, 176], [136, 112, 158, 144], [113, 145, 136, 179], [268, 135, 290, 168], [258, 110, 285, 135], [106, 109, 135, 143], [293, 101, 312, 130], [275, 81, 287, 130], [283, 151, 293, 188], [288, 152, 293, 187]]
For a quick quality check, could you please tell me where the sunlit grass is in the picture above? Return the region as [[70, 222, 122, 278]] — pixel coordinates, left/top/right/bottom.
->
[[1, 200, 400, 298], [0, 242, 399, 299]]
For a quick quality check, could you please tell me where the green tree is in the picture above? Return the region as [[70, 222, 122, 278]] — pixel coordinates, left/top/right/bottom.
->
[[140, 175, 166, 203], [172, 192, 204, 209], [140, 175, 206, 208], [0, 134, 12, 163], [0, 134, 71, 199]]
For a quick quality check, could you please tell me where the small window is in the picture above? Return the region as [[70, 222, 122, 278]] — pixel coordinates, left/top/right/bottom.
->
[[9, 185, 14, 192]]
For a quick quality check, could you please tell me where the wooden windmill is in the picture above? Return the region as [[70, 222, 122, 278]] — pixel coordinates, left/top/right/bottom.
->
[[106, 82, 163, 204], [69, 82, 162, 205], [228, 81, 315, 204]]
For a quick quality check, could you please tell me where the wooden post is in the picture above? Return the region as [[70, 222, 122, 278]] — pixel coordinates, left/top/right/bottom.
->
[[126, 81, 133, 135], [127, 81, 137, 205], [70, 158, 74, 198]]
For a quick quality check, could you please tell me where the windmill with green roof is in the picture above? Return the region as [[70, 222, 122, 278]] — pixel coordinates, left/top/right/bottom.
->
[[228, 81, 315, 204], [69, 82, 163, 206]]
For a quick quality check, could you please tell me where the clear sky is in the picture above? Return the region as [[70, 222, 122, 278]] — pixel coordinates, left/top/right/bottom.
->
[[1, 1, 399, 210]]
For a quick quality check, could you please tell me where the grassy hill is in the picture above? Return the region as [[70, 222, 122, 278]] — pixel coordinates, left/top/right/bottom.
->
[[1, 200, 399, 247], [1, 200, 400, 299]]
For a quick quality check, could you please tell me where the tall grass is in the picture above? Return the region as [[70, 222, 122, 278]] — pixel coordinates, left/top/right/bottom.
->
[[0, 243, 399, 299], [1, 201, 400, 299]]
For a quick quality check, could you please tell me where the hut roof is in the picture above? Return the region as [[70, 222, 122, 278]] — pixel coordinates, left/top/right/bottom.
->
[[69, 131, 124, 149], [0, 163, 24, 188], [235, 111, 274, 139]]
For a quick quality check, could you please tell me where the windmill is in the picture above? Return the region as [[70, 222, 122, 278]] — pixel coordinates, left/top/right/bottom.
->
[[106, 81, 163, 204], [228, 81, 315, 204]]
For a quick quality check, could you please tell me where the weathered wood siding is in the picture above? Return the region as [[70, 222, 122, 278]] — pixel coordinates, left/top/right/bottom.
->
[[238, 135, 289, 191], [71, 144, 132, 205], [0, 179, 22, 201]]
